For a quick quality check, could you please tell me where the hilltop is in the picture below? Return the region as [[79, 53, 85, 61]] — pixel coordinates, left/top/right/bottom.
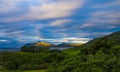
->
[[33, 42, 53, 47], [20, 42, 53, 52]]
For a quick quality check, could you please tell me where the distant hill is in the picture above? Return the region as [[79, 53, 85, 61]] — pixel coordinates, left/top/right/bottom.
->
[[57, 43, 70, 47], [21, 42, 53, 52], [69, 43, 83, 47], [56, 43, 83, 47], [21, 41, 84, 52], [23, 42, 53, 47]]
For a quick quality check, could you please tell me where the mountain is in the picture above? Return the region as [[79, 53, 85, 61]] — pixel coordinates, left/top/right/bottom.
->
[[69, 43, 83, 47], [21, 42, 53, 52], [33, 42, 53, 47], [81, 31, 120, 49], [56, 43, 83, 47], [23, 42, 53, 47], [57, 43, 70, 47]]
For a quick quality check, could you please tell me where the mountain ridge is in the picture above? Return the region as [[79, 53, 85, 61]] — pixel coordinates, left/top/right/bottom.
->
[[81, 31, 120, 48]]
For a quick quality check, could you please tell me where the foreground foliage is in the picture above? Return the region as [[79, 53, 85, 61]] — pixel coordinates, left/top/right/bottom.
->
[[0, 49, 66, 71], [48, 46, 120, 72]]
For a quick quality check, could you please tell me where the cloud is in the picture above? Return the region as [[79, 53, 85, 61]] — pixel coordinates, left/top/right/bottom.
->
[[50, 19, 72, 26], [78, 0, 120, 30], [91, 11, 120, 25], [24, 0, 84, 20], [78, 10, 120, 30], [61, 37, 90, 43], [0, 0, 84, 22], [0, 22, 45, 39], [52, 37, 90, 44], [79, 23, 95, 28], [0, 0, 38, 13], [17, 36, 90, 44], [94, 0, 120, 8], [0, 39, 10, 42], [91, 32, 112, 37], [0, 0, 21, 13], [17, 36, 42, 43]]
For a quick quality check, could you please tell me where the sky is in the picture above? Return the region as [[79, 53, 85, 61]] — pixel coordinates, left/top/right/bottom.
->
[[0, 0, 120, 48]]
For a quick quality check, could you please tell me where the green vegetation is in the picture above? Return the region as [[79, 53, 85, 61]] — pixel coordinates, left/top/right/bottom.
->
[[48, 46, 120, 72], [0, 50, 66, 71], [24, 70, 46, 72], [0, 31, 120, 72]]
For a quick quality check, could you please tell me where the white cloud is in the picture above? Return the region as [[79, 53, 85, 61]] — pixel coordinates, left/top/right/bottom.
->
[[0, 0, 84, 22], [0, 30, 25, 37], [25, 0, 83, 20], [0, 0, 39, 13], [61, 37, 90, 43], [17, 36, 90, 44], [79, 23, 95, 28], [0, 0, 23, 13], [47, 37, 89, 44], [50, 19, 72, 26], [0, 40, 10, 42]]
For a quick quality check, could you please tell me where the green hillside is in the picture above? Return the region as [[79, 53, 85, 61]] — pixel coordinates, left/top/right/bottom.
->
[[48, 31, 120, 72], [82, 31, 120, 48]]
